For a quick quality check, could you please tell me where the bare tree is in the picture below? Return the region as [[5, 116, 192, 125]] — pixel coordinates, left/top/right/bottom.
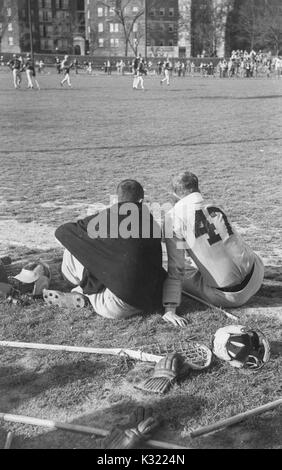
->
[[102, 0, 144, 56], [236, 0, 265, 50], [187, 0, 233, 57], [261, 0, 282, 54]]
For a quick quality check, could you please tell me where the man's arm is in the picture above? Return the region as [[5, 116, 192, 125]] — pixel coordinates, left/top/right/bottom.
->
[[162, 213, 188, 328]]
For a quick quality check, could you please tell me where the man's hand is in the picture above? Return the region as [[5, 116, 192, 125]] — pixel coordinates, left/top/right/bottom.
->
[[162, 310, 188, 328]]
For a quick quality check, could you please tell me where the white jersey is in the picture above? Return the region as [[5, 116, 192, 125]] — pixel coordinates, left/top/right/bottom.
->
[[164, 192, 256, 289]]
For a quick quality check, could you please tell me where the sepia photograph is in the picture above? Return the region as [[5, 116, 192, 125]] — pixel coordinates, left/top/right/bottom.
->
[[0, 0, 281, 453]]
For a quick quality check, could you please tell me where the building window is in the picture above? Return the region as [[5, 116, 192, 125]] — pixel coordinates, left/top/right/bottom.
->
[[87, 10, 90, 19], [110, 38, 114, 47], [88, 25, 90, 33], [8, 36, 14, 46], [168, 40, 174, 46], [22, 9, 26, 18], [109, 7, 115, 16], [159, 8, 165, 16], [133, 23, 138, 32], [56, 0, 69, 8], [169, 8, 174, 17], [109, 23, 118, 33], [8, 23, 13, 31], [159, 40, 164, 46], [98, 38, 104, 47], [7, 8, 11, 17], [132, 6, 138, 14], [40, 0, 51, 7], [168, 24, 174, 33], [115, 38, 119, 47], [149, 9, 155, 16], [98, 7, 103, 17], [40, 39, 47, 49], [98, 23, 103, 32], [44, 10, 52, 21]]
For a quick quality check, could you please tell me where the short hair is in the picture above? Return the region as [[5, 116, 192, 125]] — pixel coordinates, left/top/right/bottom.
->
[[172, 172, 199, 195], [117, 179, 144, 203]]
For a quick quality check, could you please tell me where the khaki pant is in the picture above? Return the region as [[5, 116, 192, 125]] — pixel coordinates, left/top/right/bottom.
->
[[161, 69, 170, 85], [12, 69, 21, 88], [182, 254, 264, 308], [61, 250, 141, 319]]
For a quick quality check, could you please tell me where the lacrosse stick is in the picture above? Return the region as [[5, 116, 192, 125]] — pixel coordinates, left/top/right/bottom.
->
[[0, 340, 161, 363], [0, 339, 212, 370], [0, 412, 189, 450], [190, 398, 282, 438], [182, 290, 239, 321], [4, 432, 13, 449]]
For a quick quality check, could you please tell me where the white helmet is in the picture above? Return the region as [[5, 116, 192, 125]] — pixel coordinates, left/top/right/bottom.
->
[[212, 325, 270, 370]]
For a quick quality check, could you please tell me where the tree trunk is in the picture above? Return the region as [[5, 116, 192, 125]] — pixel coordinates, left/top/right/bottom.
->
[[125, 39, 128, 57]]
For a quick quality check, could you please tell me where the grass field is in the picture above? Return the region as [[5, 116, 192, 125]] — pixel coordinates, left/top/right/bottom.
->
[[0, 69, 281, 449]]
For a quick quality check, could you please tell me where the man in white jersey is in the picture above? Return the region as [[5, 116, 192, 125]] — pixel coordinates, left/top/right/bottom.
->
[[162, 171, 264, 327], [60, 55, 72, 87]]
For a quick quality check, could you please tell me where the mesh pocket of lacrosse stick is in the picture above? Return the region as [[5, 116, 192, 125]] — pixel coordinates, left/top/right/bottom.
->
[[179, 341, 212, 370], [142, 341, 212, 371]]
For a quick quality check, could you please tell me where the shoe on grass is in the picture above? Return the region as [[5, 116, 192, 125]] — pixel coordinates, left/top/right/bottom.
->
[[43, 289, 87, 309]]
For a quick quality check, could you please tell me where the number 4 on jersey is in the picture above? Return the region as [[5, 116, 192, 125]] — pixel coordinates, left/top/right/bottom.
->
[[195, 207, 233, 246]]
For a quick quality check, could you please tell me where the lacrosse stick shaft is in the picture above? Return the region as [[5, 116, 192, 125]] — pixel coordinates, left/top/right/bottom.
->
[[191, 398, 282, 438], [4, 431, 13, 449], [0, 340, 162, 363], [182, 291, 239, 321], [0, 413, 189, 450]]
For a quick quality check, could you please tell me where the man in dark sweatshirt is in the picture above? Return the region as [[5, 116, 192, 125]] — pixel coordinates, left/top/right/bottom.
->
[[44, 180, 167, 320]]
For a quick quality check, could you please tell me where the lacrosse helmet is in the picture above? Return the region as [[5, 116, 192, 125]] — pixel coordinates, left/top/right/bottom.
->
[[12, 261, 51, 296], [212, 325, 270, 371]]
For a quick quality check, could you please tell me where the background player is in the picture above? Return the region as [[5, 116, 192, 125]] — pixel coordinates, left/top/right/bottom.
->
[[135, 58, 147, 90], [60, 55, 73, 87], [9, 54, 22, 89], [160, 59, 171, 86], [24, 54, 40, 90], [132, 54, 141, 89], [162, 171, 264, 327]]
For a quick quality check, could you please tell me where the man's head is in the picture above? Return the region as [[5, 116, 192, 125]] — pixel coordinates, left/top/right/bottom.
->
[[117, 180, 144, 203], [171, 171, 199, 199]]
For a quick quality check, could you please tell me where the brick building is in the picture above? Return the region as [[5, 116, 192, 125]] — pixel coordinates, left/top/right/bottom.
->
[[0, 0, 86, 55], [0, 1, 231, 58]]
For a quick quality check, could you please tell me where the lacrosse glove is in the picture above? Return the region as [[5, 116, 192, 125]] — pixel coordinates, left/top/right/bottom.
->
[[101, 406, 159, 449], [137, 353, 181, 394]]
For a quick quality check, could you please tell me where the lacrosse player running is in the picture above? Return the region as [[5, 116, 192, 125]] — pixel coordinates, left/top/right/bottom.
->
[[60, 55, 72, 87], [162, 171, 264, 327]]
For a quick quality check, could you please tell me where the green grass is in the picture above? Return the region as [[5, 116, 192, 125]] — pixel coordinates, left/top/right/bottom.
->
[[0, 70, 281, 449]]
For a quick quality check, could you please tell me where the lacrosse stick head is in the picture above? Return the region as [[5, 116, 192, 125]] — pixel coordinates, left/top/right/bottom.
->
[[212, 325, 271, 371], [142, 341, 212, 371], [179, 341, 213, 370]]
